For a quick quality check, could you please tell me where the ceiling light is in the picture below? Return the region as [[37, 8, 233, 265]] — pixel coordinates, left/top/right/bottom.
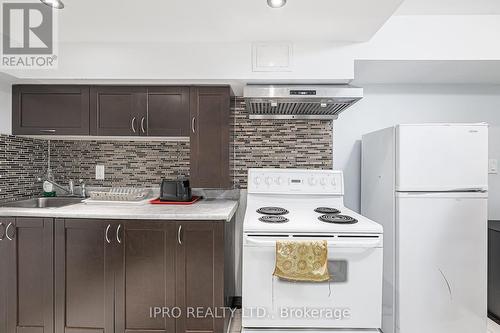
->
[[267, 0, 287, 8], [40, 0, 64, 9]]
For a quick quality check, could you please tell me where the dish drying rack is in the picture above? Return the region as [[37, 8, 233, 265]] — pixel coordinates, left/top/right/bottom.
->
[[86, 188, 151, 203]]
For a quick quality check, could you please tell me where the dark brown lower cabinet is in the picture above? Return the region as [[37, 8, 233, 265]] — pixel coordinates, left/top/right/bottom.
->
[[0, 219, 7, 333], [55, 219, 115, 333], [2, 217, 54, 333], [1, 218, 232, 333], [114, 220, 176, 333], [176, 222, 226, 333]]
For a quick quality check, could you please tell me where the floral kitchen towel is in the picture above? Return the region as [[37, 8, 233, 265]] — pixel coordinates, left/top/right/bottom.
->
[[273, 240, 330, 282]]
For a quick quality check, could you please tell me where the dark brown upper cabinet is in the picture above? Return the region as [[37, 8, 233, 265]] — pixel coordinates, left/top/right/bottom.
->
[[90, 86, 147, 136], [2, 217, 54, 333], [147, 87, 190, 136], [189, 86, 231, 189], [90, 86, 190, 137], [12, 85, 90, 135]]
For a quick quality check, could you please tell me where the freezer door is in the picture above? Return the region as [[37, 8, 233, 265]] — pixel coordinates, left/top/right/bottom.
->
[[396, 124, 488, 191], [396, 193, 487, 333]]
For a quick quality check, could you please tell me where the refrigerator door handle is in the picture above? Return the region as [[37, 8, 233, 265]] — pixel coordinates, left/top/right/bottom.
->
[[438, 268, 453, 300]]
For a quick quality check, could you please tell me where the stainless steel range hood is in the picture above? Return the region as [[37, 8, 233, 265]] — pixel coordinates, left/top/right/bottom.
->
[[243, 84, 363, 120]]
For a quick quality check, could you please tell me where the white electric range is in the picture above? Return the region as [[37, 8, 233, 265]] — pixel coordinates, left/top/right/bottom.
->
[[242, 169, 383, 333]]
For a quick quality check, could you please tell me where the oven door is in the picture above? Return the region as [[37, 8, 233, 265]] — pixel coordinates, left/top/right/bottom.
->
[[242, 234, 383, 329]]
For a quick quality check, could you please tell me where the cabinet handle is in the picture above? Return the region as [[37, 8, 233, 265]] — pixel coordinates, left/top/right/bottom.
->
[[131, 117, 137, 133], [6, 222, 14, 241], [40, 129, 56, 133], [105, 224, 111, 244], [140, 117, 146, 134], [116, 224, 122, 244], [177, 225, 183, 245], [191, 117, 196, 134], [0, 222, 4, 240]]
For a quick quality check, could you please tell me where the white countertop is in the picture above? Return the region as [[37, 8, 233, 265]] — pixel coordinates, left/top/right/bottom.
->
[[0, 198, 239, 222]]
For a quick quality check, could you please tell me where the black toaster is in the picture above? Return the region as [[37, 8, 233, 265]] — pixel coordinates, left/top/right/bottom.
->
[[160, 179, 192, 202]]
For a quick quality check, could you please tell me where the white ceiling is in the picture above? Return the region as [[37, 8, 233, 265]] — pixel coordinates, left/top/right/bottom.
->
[[55, 0, 402, 43], [396, 0, 500, 15], [353, 60, 500, 85]]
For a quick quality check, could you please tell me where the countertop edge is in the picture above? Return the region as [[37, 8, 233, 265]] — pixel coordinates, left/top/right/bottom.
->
[[0, 200, 239, 222]]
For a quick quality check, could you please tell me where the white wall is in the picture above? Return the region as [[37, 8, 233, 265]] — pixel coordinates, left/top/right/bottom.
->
[[5, 15, 500, 82], [333, 84, 500, 220], [0, 78, 12, 135]]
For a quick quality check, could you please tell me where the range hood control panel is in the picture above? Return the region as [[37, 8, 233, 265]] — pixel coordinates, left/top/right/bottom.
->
[[289, 90, 316, 96]]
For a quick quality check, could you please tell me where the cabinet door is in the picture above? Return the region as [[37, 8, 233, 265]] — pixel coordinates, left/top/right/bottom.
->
[[147, 87, 190, 136], [489, 227, 500, 319], [55, 219, 115, 333], [189, 87, 231, 188], [12, 85, 90, 135], [90, 86, 147, 136], [176, 222, 225, 333], [115, 221, 176, 333], [0, 220, 6, 333], [4, 217, 54, 333]]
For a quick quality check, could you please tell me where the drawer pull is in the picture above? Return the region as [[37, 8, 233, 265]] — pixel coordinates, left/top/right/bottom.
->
[[40, 129, 56, 133], [178, 225, 183, 245], [131, 117, 137, 133], [105, 224, 111, 244], [6, 222, 14, 241], [141, 117, 146, 134], [116, 224, 122, 244]]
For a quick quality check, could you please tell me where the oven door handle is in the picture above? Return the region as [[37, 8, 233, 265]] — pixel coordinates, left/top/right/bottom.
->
[[245, 237, 289, 245], [245, 237, 382, 248], [333, 240, 382, 248]]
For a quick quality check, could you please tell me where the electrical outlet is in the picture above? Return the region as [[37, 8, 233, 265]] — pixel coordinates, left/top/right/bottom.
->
[[489, 159, 498, 174], [96, 165, 105, 180]]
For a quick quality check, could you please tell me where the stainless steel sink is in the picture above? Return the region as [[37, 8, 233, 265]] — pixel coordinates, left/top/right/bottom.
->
[[0, 197, 84, 208]]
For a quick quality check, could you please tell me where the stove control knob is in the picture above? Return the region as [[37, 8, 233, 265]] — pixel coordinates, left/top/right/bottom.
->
[[308, 177, 317, 186], [331, 178, 337, 186], [254, 176, 262, 185], [265, 177, 273, 185], [320, 177, 327, 186], [275, 177, 284, 185]]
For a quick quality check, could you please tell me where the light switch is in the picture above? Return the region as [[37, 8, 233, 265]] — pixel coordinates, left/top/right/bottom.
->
[[96, 165, 105, 180], [489, 159, 498, 174]]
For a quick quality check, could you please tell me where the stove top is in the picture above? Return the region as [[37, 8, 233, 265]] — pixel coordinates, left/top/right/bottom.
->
[[258, 215, 289, 223], [314, 207, 341, 214], [244, 168, 383, 234], [318, 214, 358, 224], [257, 207, 289, 215], [245, 195, 382, 233]]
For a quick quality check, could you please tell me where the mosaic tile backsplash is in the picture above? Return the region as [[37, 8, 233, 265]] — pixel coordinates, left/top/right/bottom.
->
[[0, 98, 333, 199], [0, 135, 47, 202], [50, 140, 190, 187], [230, 98, 333, 188]]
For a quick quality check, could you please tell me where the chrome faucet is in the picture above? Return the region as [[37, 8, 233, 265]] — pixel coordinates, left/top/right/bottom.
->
[[37, 177, 87, 198], [79, 179, 87, 198], [68, 179, 75, 196]]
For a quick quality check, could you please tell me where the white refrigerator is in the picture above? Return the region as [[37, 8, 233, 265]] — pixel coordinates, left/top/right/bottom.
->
[[361, 123, 488, 333]]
